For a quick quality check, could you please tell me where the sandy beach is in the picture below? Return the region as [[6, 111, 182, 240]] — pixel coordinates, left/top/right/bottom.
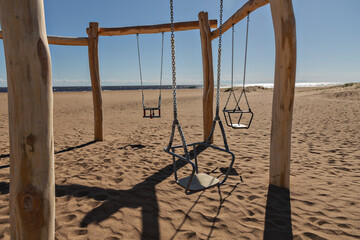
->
[[0, 84, 359, 239]]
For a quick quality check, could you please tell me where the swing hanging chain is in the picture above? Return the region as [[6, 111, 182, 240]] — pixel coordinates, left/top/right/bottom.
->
[[167, 0, 191, 161], [234, 13, 251, 111], [136, 33, 145, 108], [159, 32, 164, 108], [242, 13, 250, 88], [215, 0, 224, 119], [206, 0, 230, 151], [231, 24, 235, 90], [170, 0, 178, 122], [137, 33, 163, 110]]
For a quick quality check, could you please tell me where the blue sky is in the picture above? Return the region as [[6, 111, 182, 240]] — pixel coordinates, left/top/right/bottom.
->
[[0, 0, 359, 87]]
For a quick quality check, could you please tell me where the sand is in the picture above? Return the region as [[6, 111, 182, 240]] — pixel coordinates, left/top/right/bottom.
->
[[0, 84, 359, 239]]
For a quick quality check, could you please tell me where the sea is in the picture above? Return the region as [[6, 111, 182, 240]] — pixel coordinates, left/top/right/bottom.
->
[[0, 82, 350, 93]]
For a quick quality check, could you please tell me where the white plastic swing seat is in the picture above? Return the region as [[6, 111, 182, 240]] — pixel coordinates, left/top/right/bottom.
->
[[177, 173, 220, 191], [229, 123, 248, 129]]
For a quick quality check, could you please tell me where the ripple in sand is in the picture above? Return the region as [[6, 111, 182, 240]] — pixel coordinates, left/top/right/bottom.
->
[[115, 177, 123, 183], [62, 214, 77, 222], [236, 195, 245, 200], [176, 230, 198, 239], [303, 231, 327, 240], [71, 228, 88, 236], [105, 237, 121, 240]]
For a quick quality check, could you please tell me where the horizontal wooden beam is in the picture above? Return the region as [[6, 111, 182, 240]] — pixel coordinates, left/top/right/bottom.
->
[[211, 0, 269, 40], [97, 19, 218, 36], [47, 36, 88, 46], [0, 31, 88, 46]]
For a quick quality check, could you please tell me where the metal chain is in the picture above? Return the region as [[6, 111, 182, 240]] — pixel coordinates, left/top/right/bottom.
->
[[234, 13, 251, 111], [215, 0, 223, 118], [170, 0, 178, 121], [231, 24, 234, 90], [242, 13, 250, 88], [168, 0, 190, 160], [136, 33, 145, 107], [159, 32, 164, 98]]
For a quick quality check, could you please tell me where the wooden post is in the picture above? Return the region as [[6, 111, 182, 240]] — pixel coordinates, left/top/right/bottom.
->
[[269, 0, 296, 189], [0, 0, 55, 239], [198, 12, 214, 143], [87, 22, 104, 141]]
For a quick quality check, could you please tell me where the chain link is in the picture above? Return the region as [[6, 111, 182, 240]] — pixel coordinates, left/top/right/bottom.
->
[[170, 0, 178, 121], [215, 0, 223, 118], [168, 0, 190, 160]]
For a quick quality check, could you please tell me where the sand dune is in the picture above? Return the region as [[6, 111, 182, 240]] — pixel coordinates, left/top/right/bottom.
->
[[0, 84, 359, 239]]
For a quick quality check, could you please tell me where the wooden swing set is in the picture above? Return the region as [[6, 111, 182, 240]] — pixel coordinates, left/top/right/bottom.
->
[[0, 0, 296, 238]]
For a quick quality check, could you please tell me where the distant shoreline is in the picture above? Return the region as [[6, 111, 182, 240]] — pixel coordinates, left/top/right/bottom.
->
[[0, 82, 356, 93]]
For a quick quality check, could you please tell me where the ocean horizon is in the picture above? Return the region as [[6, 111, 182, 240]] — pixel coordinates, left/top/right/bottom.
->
[[0, 82, 355, 93]]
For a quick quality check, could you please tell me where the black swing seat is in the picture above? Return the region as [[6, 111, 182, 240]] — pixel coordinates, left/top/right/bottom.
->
[[223, 108, 253, 129], [143, 107, 161, 118], [166, 138, 235, 193]]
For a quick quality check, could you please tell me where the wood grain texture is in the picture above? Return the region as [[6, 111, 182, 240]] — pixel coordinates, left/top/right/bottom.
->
[[0, 0, 55, 239], [97, 20, 218, 36], [211, 0, 269, 40], [0, 31, 88, 46], [269, 0, 297, 189], [87, 22, 104, 141], [198, 12, 214, 143]]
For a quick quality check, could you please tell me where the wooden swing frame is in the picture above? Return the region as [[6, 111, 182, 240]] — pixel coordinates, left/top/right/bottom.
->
[[0, 0, 295, 237]]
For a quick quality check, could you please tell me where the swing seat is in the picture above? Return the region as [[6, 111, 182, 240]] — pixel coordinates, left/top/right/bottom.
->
[[177, 173, 220, 191], [167, 138, 235, 193], [143, 107, 161, 118], [229, 123, 248, 129], [223, 109, 253, 129]]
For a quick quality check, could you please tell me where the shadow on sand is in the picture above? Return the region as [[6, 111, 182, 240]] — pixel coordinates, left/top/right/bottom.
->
[[0, 140, 97, 170], [263, 184, 293, 240], [0, 143, 241, 240], [55, 156, 189, 240], [55, 140, 97, 154]]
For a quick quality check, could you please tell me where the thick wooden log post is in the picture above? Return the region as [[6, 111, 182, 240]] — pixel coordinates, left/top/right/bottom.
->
[[87, 22, 104, 141], [0, 0, 55, 239], [198, 12, 214, 143], [269, 0, 297, 189]]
